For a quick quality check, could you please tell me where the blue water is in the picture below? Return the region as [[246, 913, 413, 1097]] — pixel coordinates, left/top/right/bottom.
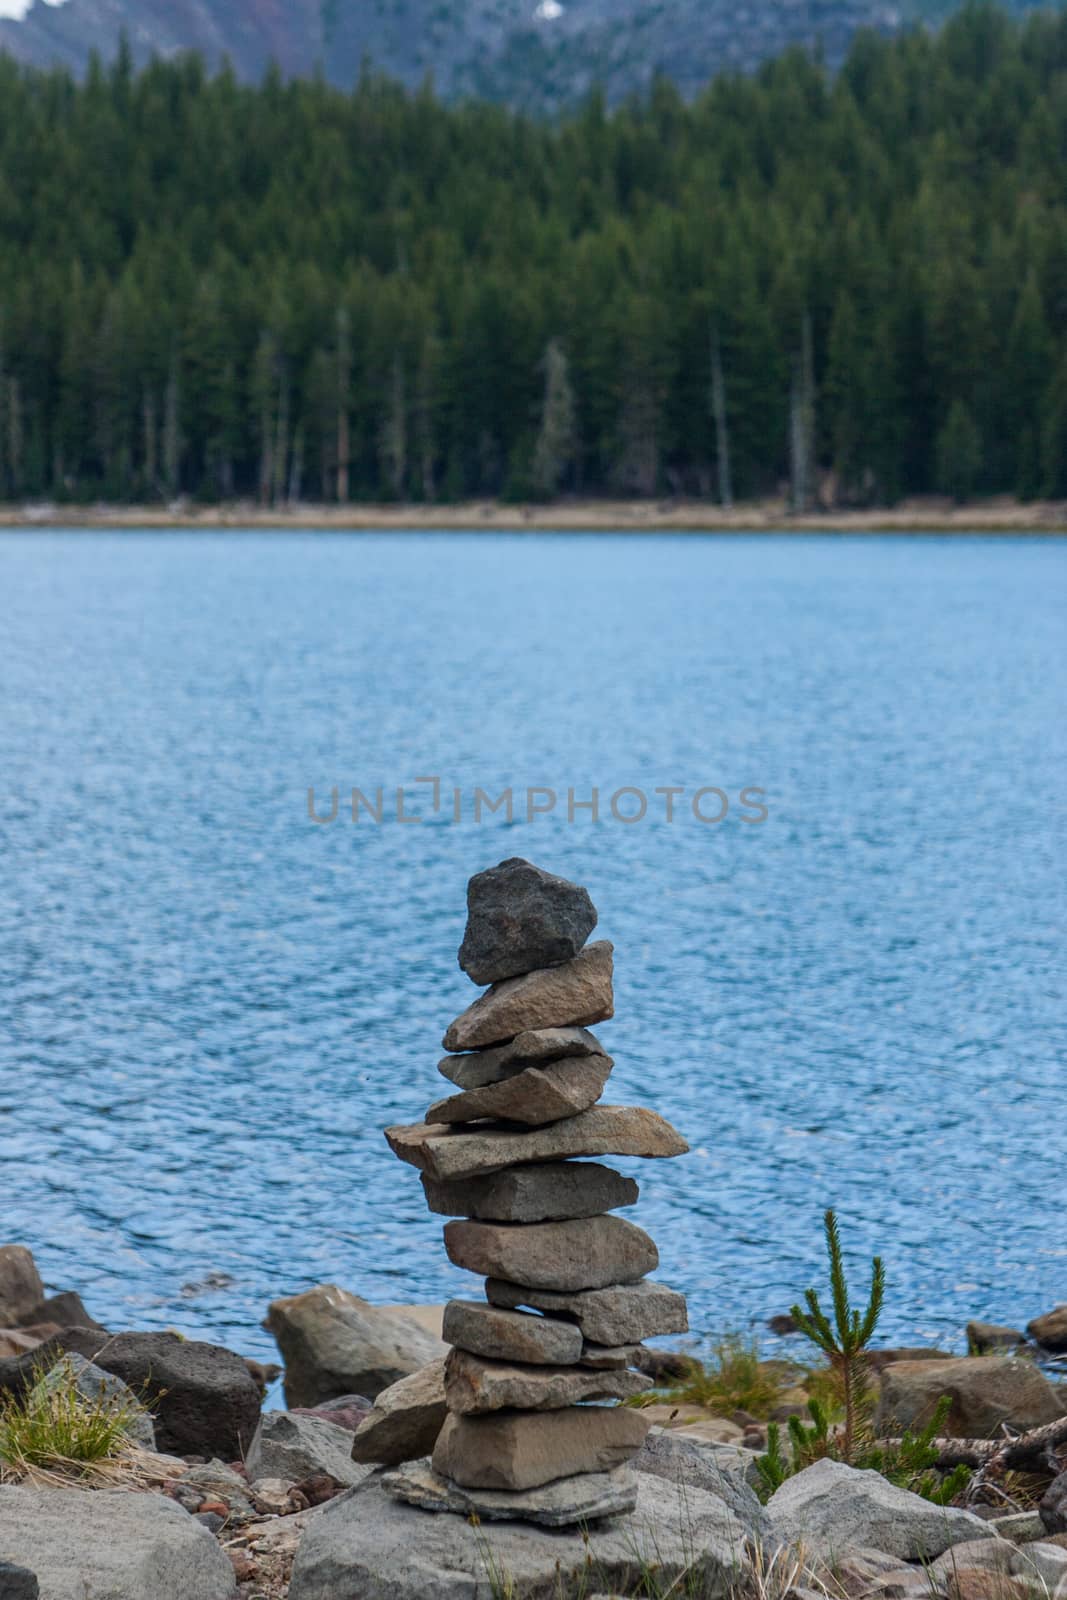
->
[[1, 530, 1064, 1368]]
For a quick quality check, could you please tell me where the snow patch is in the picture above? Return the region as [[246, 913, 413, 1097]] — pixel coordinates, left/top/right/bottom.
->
[[534, 0, 564, 18], [0, 0, 70, 20]]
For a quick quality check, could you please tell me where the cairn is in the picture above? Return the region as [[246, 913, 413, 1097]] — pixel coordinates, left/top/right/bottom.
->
[[382, 857, 690, 1524]]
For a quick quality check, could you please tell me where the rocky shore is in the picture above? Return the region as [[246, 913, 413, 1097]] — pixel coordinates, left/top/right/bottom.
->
[[0, 1242, 1065, 1599], [1, 861, 1065, 1598]]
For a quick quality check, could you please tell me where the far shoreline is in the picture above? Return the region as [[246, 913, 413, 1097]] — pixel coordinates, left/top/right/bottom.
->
[[3, 495, 1067, 534]]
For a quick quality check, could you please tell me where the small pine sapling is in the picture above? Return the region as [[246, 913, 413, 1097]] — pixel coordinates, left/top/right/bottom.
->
[[790, 1208, 885, 1463]]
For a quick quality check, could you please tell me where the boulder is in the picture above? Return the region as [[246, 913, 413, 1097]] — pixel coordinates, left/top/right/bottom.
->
[[0, 1325, 61, 1360], [927, 1540, 1015, 1581], [0, 1484, 236, 1600], [0, 1248, 44, 1327], [442, 941, 614, 1051], [443, 1347, 651, 1413], [349, 1360, 447, 1466], [246, 1410, 373, 1488], [387, 1104, 687, 1181], [423, 1161, 638, 1223], [443, 1298, 583, 1365], [31, 1352, 155, 1450], [177, 1457, 257, 1518], [432, 1404, 649, 1490], [288, 1469, 748, 1600], [382, 1460, 638, 1526], [1042, 1469, 1067, 1535], [766, 1458, 998, 1560], [0, 1562, 38, 1600], [875, 1355, 1066, 1438], [487, 1278, 689, 1345], [1012, 1542, 1067, 1589], [966, 1322, 1027, 1355], [632, 1427, 767, 1536], [426, 1052, 613, 1128], [265, 1285, 446, 1405], [26, 1290, 105, 1332], [291, 1394, 373, 1432], [0, 1327, 260, 1459], [438, 1026, 605, 1090], [444, 1214, 657, 1291], [457, 858, 598, 985], [1029, 1306, 1067, 1351]]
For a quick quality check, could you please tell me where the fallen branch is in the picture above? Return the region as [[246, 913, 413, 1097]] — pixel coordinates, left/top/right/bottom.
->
[[879, 1413, 1067, 1472]]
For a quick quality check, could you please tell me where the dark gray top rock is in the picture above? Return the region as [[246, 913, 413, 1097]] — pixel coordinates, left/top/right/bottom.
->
[[458, 858, 597, 985]]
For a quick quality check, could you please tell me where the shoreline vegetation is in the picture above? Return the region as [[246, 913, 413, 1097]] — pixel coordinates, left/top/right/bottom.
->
[[3, 496, 1067, 534]]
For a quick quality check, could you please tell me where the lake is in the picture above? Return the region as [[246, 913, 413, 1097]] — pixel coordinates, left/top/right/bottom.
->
[[1, 529, 1064, 1366]]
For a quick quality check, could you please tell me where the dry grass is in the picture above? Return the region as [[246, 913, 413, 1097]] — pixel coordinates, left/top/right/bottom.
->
[[0, 1357, 151, 1483], [632, 1335, 794, 1421]]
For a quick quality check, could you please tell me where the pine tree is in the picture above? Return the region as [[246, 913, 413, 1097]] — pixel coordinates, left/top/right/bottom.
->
[[935, 400, 982, 502], [531, 338, 576, 499]]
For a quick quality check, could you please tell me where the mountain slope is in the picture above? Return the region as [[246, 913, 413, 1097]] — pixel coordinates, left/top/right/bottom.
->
[[0, 0, 1043, 108]]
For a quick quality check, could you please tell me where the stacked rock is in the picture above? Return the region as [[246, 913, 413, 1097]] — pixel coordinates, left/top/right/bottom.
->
[[382, 858, 690, 1525]]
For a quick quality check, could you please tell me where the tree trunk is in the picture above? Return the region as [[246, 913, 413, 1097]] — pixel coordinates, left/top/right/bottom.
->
[[710, 325, 732, 508], [163, 363, 180, 499], [336, 307, 351, 503], [273, 365, 289, 508], [142, 390, 157, 497]]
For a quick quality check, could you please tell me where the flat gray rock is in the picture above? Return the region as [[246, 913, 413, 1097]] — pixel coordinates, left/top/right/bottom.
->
[[444, 1347, 651, 1413], [386, 1106, 687, 1182], [442, 941, 614, 1052], [458, 858, 598, 986], [633, 1427, 767, 1537], [438, 1027, 605, 1090], [350, 1360, 447, 1467], [487, 1278, 689, 1346], [426, 1052, 613, 1128], [766, 1458, 998, 1560], [581, 1341, 642, 1368], [0, 1484, 237, 1600], [381, 1460, 638, 1526], [445, 1215, 657, 1292], [288, 1470, 750, 1600], [247, 1408, 376, 1487], [265, 1284, 447, 1405], [441, 1300, 583, 1365], [422, 1161, 638, 1223], [433, 1405, 650, 1491]]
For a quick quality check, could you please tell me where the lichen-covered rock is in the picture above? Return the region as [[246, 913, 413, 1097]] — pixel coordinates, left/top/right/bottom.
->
[[426, 1051, 612, 1127], [265, 1284, 446, 1405], [246, 1409, 374, 1487], [387, 1105, 686, 1182], [766, 1458, 997, 1560], [876, 1355, 1066, 1438], [432, 1404, 650, 1491], [424, 1161, 637, 1223], [0, 1485, 236, 1600], [349, 1360, 447, 1466], [0, 1247, 44, 1327], [444, 1214, 657, 1291], [1029, 1306, 1067, 1352], [442, 941, 614, 1051], [288, 1471, 749, 1600]]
